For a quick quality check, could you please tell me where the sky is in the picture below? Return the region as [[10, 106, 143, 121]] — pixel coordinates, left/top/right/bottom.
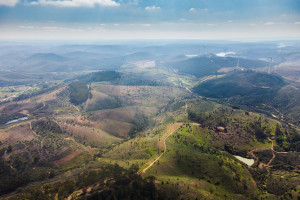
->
[[0, 0, 300, 40]]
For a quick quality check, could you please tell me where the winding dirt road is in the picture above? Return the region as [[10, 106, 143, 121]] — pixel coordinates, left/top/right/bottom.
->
[[267, 141, 276, 165], [139, 123, 183, 174], [29, 121, 38, 136], [248, 140, 289, 167]]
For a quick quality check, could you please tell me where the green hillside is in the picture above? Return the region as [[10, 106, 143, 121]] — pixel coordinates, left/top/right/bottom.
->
[[101, 99, 300, 199], [193, 70, 285, 99], [168, 56, 268, 77], [69, 81, 90, 105], [192, 70, 300, 126]]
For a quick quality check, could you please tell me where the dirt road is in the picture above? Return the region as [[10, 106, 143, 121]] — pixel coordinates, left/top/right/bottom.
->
[[248, 140, 289, 167], [185, 101, 188, 114], [139, 123, 182, 174]]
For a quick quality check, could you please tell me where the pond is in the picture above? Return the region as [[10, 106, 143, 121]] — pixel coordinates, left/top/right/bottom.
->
[[234, 155, 254, 166], [6, 116, 28, 125]]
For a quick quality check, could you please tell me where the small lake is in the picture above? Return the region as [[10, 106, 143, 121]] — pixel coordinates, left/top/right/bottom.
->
[[234, 155, 254, 166], [6, 116, 28, 125]]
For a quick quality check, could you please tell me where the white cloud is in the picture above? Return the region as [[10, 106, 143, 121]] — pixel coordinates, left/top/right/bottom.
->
[[31, 0, 120, 7], [40, 26, 84, 32], [127, 0, 138, 5], [142, 24, 151, 27], [145, 6, 160, 11], [280, 14, 287, 17], [294, 22, 300, 25], [0, 0, 18, 7], [87, 26, 106, 31], [264, 22, 275, 25], [42, 26, 59, 29], [189, 7, 208, 12], [19, 25, 35, 29]]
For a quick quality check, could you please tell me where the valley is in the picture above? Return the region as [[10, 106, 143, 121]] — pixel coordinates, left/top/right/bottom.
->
[[0, 41, 299, 200]]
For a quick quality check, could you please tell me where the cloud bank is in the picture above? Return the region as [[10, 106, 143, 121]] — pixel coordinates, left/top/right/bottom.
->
[[0, 0, 18, 7], [31, 0, 120, 7], [145, 6, 160, 11]]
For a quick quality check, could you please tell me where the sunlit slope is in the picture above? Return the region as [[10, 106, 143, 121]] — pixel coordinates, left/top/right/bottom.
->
[[192, 70, 300, 126]]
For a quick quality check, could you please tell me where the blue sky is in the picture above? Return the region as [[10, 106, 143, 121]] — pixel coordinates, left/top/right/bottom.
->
[[0, 0, 299, 40]]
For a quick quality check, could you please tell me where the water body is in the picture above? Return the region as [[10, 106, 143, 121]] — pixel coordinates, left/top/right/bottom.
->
[[234, 155, 254, 166], [6, 116, 28, 125], [185, 54, 199, 58], [216, 52, 236, 57]]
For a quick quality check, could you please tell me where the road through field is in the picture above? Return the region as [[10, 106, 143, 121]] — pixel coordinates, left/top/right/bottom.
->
[[139, 123, 183, 174], [248, 140, 289, 167]]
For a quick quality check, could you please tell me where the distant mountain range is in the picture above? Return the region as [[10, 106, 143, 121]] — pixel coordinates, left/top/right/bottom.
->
[[26, 53, 67, 62]]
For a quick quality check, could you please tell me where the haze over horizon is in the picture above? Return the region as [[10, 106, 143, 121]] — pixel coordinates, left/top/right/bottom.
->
[[0, 0, 300, 40]]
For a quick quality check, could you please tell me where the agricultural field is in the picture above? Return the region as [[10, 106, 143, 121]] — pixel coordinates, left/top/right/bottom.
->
[[0, 85, 39, 101]]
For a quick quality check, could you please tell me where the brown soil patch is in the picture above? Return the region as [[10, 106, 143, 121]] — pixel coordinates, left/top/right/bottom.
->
[[58, 121, 120, 146], [92, 108, 136, 123], [0, 123, 35, 145], [95, 119, 133, 138], [53, 149, 83, 165], [37, 86, 67, 103]]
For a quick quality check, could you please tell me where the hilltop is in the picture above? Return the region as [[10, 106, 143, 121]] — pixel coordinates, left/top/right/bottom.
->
[[167, 55, 268, 78], [192, 70, 300, 126]]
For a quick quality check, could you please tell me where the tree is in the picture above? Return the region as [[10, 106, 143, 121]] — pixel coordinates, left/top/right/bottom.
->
[[7, 145, 12, 153], [275, 124, 283, 137], [129, 164, 139, 174]]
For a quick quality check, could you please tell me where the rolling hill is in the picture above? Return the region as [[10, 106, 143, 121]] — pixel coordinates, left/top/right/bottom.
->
[[167, 55, 268, 78], [193, 70, 285, 99], [192, 70, 300, 126], [0, 40, 300, 200]]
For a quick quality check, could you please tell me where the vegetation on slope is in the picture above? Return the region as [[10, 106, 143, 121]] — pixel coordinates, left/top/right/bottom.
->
[[68, 71, 123, 106], [69, 81, 90, 105], [9, 163, 161, 200], [146, 124, 260, 199], [169, 55, 268, 77], [76, 71, 122, 84], [187, 99, 299, 153], [32, 119, 63, 136], [192, 70, 300, 126], [193, 70, 285, 99], [0, 66, 299, 200]]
